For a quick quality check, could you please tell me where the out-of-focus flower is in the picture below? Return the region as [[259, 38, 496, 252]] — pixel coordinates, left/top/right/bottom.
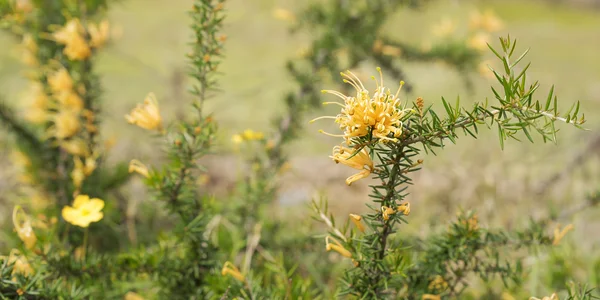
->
[[124, 292, 145, 300], [467, 32, 490, 52], [56, 91, 84, 112], [21, 34, 38, 66], [48, 68, 73, 94], [5, 250, 33, 277], [125, 93, 164, 132], [272, 8, 296, 22], [381, 45, 402, 57], [128, 159, 149, 178], [88, 20, 110, 48], [349, 214, 365, 233], [397, 202, 411, 216], [52, 109, 81, 139], [15, 0, 33, 13], [325, 236, 352, 258], [242, 129, 264, 140], [330, 146, 373, 185], [23, 82, 49, 124], [231, 134, 243, 145], [221, 261, 245, 283], [470, 10, 503, 33], [428, 275, 448, 291], [60, 138, 89, 157], [422, 295, 441, 300], [431, 18, 456, 37], [52, 18, 85, 44], [552, 223, 574, 245], [12, 206, 36, 250], [61, 194, 104, 228], [63, 34, 91, 61]]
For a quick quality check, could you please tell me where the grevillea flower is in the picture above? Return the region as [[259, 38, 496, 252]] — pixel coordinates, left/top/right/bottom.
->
[[48, 68, 73, 94], [61, 195, 104, 228], [552, 223, 574, 246], [325, 236, 352, 258], [349, 214, 365, 233], [125, 93, 164, 132], [221, 261, 245, 283], [128, 159, 149, 178], [312, 68, 412, 144], [397, 202, 411, 216], [88, 20, 110, 48], [51, 109, 81, 139], [12, 206, 36, 250], [330, 146, 373, 185]]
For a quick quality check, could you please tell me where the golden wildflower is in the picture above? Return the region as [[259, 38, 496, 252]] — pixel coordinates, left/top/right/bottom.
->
[[52, 18, 85, 45], [56, 91, 84, 112], [330, 146, 374, 185], [5, 250, 33, 277], [530, 293, 559, 300], [221, 261, 245, 283], [467, 32, 490, 52], [428, 275, 448, 291], [52, 109, 81, 139], [242, 129, 264, 140], [63, 34, 91, 61], [431, 18, 456, 37], [325, 236, 352, 258], [552, 223, 574, 246], [313, 68, 411, 143], [349, 214, 365, 233], [128, 159, 150, 178], [88, 20, 110, 48], [273, 8, 296, 22], [60, 138, 89, 157], [469, 10, 503, 33], [422, 294, 441, 300], [12, 206, 36, 250], [381, 206, 396, 221], [48, 68, 73, 94], [397, 202, 410, 216], [61, 194, 104, 228], [125, 93, 164, 132], [124, 292, 145, 300]]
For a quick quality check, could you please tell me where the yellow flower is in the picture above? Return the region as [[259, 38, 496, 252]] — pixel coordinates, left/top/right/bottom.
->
[[11, 151, 31, 168], [349, 214, 365, 233], [61, 194, 104, 228], [60, 138, 89, 157], [52, 109, 81, 139], [467, 32, 490, 52], [221, 261, 245, 283], [88, 20, 110, 48], [312, 68, 411, 143], [56, 91, 84, 112], [21, 34, 38, 66], [63, 33, 91, 61], [124, 292, 145, 300], [128, 159, 150, 178], [381, 206, 396, 221], [125, 93, 164, 132], [272, 8, 296, 22], [431, 18, 456, 37], [330, 146, 373, 185], [231, 134, 243, 145], [422, 295, 441, 300], [48, 68, 73, 94], [397, 202, 411, 216], [242, 129, 264, 140], [325, 236, 352, 258], [12, 206, 36, 250], [23, 82, 49, 124], [52, 18, 85, 45], [428, 275, 448, 291], [470, 10, 503, 33], [381, 45, 402, 57], [15, 0, 33, 13], [530, 293, 559, 300], [552, 223, 574, 246], [4, 250, 33, 277]]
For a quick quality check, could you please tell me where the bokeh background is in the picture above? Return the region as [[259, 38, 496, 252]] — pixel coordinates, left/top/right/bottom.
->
[[1, 0, 600, 288]]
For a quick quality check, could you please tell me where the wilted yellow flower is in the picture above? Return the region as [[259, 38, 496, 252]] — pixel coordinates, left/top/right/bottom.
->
[[63, 34, 91, 61], [52, 18, 85, 45], [61, 194, 104, 228], [124, 292, 145, 300], [431, 18, 456, 37], [467, 32, 490, 52], [325, 236, 352, 258], [221, 261, 245, 283], [470, 10, 503, 33], [273, 8, 296, 22], [312, 68, 411, 143], [381, 206, 396, 221], [88, 20, 110, 48], [552, 223, 574, 246], [330, 146, 373, 185], [52, 109, 81, 139], [12, 206, 36, 250], [125, 93, 164, 132], [48, 68, 73, 94], [530, 293, 559, 300], [60, 138, 89, 157], [397, 202, 410, 216], [349, 214, 365, 233], [128, 159, 149, 178]]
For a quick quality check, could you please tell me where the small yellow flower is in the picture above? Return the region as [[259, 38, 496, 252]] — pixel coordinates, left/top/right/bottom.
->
[[467, 32, 490, 52], [397, 202, 411, 216], [428, 275, 448, 291], [63, 33, 91, 61], [60, 138, 89, 157], [88, 20, 110, 48], [124, 292, 145, 300], [330, 146, 374, 185], [242, 129, 264, 140], [469, 10, 503, 33], [71, 156, 96, 189], [52, 18, 85, 45], [381, 206, 396, 221], [325, 236, 352, 258], [349, 214, 365, 233], [530, 293, 559, 300], [52, 109, 81, 139], [231, 134, 243, 145], [21, 34, 38, 66], [12, 206, 36, 250], [56, 91, 84, 112], [23, 82, 49, 124], [552, 223, 574, 246], [48, 68, 73, 94], [128, 159, 150, 178], [221, 261, 245, 283], [61, 195, 104, 228], [125, 93, 164, 132]]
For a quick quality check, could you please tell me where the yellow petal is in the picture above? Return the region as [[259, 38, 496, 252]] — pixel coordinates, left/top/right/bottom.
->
[[72, 194, 90, 208]]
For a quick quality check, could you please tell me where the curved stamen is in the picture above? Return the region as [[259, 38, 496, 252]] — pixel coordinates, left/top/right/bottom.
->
[[309, 116, 337, 123], [318, 129, 344, 137]]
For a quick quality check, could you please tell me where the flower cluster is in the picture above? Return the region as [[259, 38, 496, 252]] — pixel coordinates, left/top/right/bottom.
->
[[52, 18, 110, 61]]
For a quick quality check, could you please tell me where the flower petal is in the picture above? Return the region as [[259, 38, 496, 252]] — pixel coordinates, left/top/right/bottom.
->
[[72, 194, 89, 208]]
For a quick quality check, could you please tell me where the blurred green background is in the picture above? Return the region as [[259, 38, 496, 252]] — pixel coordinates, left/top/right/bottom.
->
[[1, 0, 599, 289]]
